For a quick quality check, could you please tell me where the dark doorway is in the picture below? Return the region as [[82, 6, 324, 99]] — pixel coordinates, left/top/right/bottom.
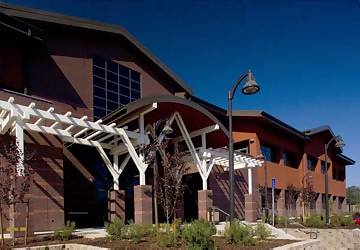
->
[[118, 161, 139, 223], [183, 173, 203, 222], [64, 146, 112, 228]]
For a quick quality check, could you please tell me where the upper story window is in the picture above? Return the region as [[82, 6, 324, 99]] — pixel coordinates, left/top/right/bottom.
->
[[283, 151, 298, 168], [260, 144, 276, 162], [234, 140, 250, 154], [320, 160, 330, 174], [307, 156, 317, 171], [93, 56, 141, 120]]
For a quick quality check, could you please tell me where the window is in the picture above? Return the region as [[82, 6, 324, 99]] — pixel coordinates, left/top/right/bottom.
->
[[307, 156, 317, 171], [93, 56, 141, 120], [283, 151, 297, 168], [234, 140, 249, 154], [321, 160, 330, 174], [260, 144, 276, 162]]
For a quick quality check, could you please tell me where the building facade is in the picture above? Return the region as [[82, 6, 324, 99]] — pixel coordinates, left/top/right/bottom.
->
[[0, 3, 354, 234]]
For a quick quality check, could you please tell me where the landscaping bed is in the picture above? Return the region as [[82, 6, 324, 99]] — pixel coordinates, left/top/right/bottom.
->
[[5, 235, 297, 249]]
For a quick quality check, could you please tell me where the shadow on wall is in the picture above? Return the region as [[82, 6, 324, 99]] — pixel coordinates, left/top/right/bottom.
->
[[209, 166, 249, 221]]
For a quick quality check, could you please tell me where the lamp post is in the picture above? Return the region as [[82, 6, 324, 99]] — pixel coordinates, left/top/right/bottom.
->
[[228, 70, 260, 221], [324, 135, 345, 224]]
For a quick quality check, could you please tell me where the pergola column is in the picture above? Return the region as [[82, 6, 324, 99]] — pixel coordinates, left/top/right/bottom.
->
[[244, 167, 257, 222], [134, 185, 153, 224], [108, 189, 125, 222], [198, 190, 213, 221]]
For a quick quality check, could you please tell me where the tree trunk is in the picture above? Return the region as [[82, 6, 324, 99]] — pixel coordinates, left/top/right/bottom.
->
[[0, 204, 4, 247]]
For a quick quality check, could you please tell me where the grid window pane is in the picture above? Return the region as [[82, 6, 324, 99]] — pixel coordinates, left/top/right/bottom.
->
[[93, 76, 106, 88], [93, 66, 105, 78], [119, 64, 130, 77], [131, 81, 140, 91], [131, 71, 140, 82], [107, 81, 118, 92], [119, 76, 130, 87], [93, 56, 141, 119], [120, 86, 130, 96]]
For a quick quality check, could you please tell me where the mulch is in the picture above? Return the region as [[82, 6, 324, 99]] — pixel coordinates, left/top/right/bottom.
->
[[1, 236, 297, 250]]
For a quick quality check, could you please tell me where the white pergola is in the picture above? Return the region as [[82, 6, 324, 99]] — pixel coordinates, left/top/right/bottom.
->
[[0, 97, 262, 194], [0, 97, 153, 189]]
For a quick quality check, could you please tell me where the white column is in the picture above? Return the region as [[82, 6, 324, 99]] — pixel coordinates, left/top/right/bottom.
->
[[15, 118, 24, 176], [202, 177, 208, 190], [139, 170, 146, 185], [248, 167, 252, 194], [113, 154, 119, 190]]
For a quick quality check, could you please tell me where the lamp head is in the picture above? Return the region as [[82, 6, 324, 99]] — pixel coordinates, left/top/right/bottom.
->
[[334, 136, 345, 148], [242, 70, 260, 95], [162, 122, 173, 135]]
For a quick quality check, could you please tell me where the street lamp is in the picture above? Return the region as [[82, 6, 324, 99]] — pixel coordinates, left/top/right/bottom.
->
[[228, 70, 260, 221], [324, 135, 345, 224]]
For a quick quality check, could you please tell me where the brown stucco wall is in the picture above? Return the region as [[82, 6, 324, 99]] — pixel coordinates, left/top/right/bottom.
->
[[231, 117, 347, 199]]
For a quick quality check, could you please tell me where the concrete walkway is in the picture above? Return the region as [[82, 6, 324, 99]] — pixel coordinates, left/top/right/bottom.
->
[[284, 228, 360, 249]]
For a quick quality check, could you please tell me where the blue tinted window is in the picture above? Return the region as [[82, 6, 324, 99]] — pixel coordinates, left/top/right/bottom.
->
[[93, 56, 141, 120]]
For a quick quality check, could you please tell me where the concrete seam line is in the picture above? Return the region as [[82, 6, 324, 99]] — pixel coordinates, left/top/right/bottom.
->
[[272, 239, 320, 250]]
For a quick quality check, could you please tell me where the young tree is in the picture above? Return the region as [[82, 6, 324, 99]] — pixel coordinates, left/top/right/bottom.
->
[[286, 184, 299, 217], [157, 148, 189, 225], [0, 133, 33, 245], [300, 174, 316, 218]]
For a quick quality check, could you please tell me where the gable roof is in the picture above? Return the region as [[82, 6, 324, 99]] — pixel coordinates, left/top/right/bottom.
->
[[0, 2, 193, 95]]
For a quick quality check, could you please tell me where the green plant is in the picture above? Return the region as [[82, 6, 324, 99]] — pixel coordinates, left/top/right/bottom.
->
[[224, 220, 256, 246], [330, 214, 341, 227], [157, 231, 177, 247], [304, 215, 324, 228], [54, 221, 76, 241], [255, 223, 271, 240], [182, 219, 216, 250], [105, 218, 125, 240], [277, 216, 289, 226], [122, 223, 155, 243], [340, 215, 355, 226]]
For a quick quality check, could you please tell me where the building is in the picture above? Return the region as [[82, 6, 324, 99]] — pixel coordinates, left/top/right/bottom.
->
[[0, 3, 354, 235]]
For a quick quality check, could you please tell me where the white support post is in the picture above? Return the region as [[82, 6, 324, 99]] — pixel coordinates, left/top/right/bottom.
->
[[201, 133, 206, 149], [139, 170, 146, 185], [248, 167, 252, 195], [202, 177, 208, 190], [15, 118, 24, 176], [113, 154, 119, 190]]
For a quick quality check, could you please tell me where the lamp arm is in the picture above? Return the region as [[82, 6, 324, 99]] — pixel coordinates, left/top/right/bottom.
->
[[228, 73, 248, 100], [325, 136, 337, 152]]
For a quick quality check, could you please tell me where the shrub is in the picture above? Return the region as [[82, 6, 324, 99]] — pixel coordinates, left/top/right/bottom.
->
[[304, 215, 324, 228], [122, 223, 155, 243], [182, 219, 216, 250], [224, 220, 256, 246], [157, 231, 177, 247], [255, 223, 271, 240], [340, 215, 355, 226], [54, 221, 76, 241], [276, 216, 289, 226], [330, 214, 341, 227], [105, 218, 125, 240]]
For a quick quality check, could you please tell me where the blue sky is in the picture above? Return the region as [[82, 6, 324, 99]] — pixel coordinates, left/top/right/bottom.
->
[[4, 0, 360, 186]]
